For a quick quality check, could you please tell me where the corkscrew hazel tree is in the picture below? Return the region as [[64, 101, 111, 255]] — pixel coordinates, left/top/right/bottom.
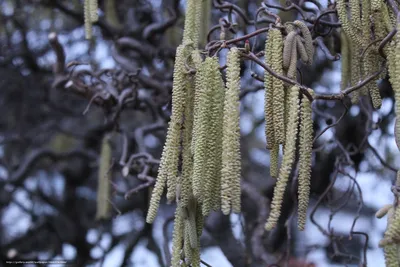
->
[[13, 0, 400, 266]]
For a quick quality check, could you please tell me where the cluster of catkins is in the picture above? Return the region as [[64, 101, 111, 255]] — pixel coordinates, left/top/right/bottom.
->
[[337, 0, 389, 107], [146, 1, 241, 266], [264, 22, 314, 232], [83, 0, 98, 39], [376, 10, 400, 267]]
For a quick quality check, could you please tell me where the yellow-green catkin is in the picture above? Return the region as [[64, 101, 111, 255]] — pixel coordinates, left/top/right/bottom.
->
[[293, 20, 314, 65], [265, 31, 275, 149], [287, 35, 298, 79], [298, 96, 313, 231], [84, 0, 93, 39], [206, 58, 225, 215], [180, 66, 195, 208], [336, 0, 363, 47], [191, 51, 205, 201], [265, 86, 300, 230], [381, 171, 400, 246], [89, 0, 98, 22], [384, 244, 400, 267], [185, 198, 198, 249], [283, 31, 297, 70], [198, 0, 211, 47], [349, 0, 361, 33], [350, 42, 362, 104], [146, 134, 169, 223], [271, 29, 285, 145], [270, 144, 279, 178], [96, 135, 112, 220], [381, 3, 394, 33], [192, 59, 213, 205], [361, 0, 371, 45], [183, 0, 202, 45], [166, 44, 190, 202], [392, 25, 400, 149], [171, 206, 184, 266], [296, 36, 308, 64], [221, 48, 241, 215], [340, 30, 351, 91]]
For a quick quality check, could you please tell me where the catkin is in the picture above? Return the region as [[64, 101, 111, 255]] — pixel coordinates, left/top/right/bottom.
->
[[166, 44, 190, 202], [185, 197, 198, 249], [395, 29, 400, 140], [183, 0, 202, 45], [146, 135, 169, 223], [270, 144, 279, 178], [340, 30, 351, 91], [180, 70, 195, 208], [221, 48, 241, 214], [207, 58, 225, 215], [336, 0, 363, 47], [191, 51, 205, 201], [271, 29, 285, 145], [265, 31, 275, 149], [96, 135, 112, 220], [192, 58, 213, 209], [293, 20, 314, 65], [296, 36, 309, 64], [171, 207, 184, 266], [350, 43, 362, 104], [384, 244, 400, 267], [298, 96, 313, 231], [89, 0, 98, 22], [84, 0, 93, 39], [287, 37, 298, 79], [349, 0, 361, 32], [283, 31, 297, 69], [361, 0, 371, 46], [195, 57, 224, 216], [265, 86, 300, 230]]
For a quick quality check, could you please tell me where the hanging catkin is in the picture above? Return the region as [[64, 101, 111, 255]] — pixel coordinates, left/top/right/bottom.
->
[[298, 96, 313, 231], [84, 0, 93, 39], [171, 206, 184, 266], [340, 30, 351, 91], [146, 44, 188, 223], [192, 58, 213, 208], [182, 0, 202, 45], [96, 135, 112, 220], [380, 171, 400, 247], [293, 20, 314, 65], [283, 31, 297, 70], [221, 48, 241, 214], [336, 0, 363, 47], [265, 85, 300, 230], [204, 57, 224, 215], [271, 28, 285, 145], [265, 30, 276, 149], [179, 63, 195, 209], [89, 0, 98, 22], [191, 51, 205, 201]]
